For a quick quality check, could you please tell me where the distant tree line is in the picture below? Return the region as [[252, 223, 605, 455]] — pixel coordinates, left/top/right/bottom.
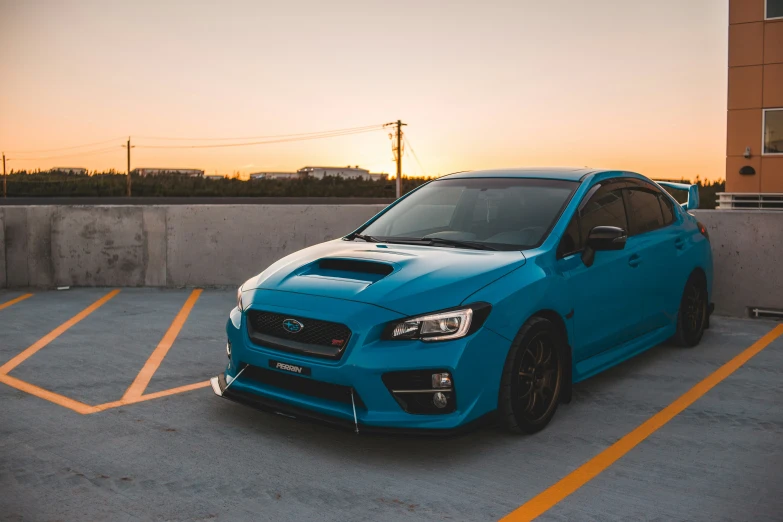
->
[[3, 170, 725, 208], [4, 171, 430, 198]]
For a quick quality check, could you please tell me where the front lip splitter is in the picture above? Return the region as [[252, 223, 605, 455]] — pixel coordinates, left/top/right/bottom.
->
[[209, 370, 490, 436]]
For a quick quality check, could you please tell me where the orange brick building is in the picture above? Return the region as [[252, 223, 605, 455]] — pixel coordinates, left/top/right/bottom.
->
[[727, 0, 783, 193]]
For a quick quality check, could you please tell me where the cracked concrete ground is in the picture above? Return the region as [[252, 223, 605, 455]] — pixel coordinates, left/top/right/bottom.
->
[[1, 288, 781, 521]]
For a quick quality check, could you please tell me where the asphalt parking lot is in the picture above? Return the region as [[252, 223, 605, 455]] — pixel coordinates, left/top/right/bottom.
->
[[1, 288, 782, 522]]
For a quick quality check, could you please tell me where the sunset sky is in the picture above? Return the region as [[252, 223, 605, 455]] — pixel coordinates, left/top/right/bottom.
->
[[0, 0, 728, 180]]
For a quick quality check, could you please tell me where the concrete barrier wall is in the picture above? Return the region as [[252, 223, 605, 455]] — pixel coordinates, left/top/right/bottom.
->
[[692, 210, 783, 317], [2, 205, 781, 318], [164, 205, 386, 286], [1, 205, 386, 289]]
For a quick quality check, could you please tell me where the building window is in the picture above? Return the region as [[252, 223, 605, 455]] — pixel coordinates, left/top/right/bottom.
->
[[768, 0, 783, 19], [763, 109, 783, 155]]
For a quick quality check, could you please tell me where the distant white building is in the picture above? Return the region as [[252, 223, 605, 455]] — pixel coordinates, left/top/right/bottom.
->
[[204, 174, 226, 181], [249, 171, 299, 180], [50, 167, 88, 175], [248, 167, 388, 181], [133, 168, 204, 177], [297, 166, 387, 181]]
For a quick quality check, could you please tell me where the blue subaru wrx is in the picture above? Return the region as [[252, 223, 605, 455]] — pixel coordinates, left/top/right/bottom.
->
[[211, 168, 713, 434]]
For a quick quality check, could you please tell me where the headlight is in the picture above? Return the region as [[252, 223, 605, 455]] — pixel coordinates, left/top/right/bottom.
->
[[383, 303, 491, 342], [236, 286, 245, 311]]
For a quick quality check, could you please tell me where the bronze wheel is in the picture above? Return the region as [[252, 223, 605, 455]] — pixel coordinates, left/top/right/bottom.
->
[[500, 317, 564, 434], [673, 272, 707, 347]]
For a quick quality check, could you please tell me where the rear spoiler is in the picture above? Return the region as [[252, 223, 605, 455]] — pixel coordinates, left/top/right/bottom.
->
[[654, 181, 699, 211]]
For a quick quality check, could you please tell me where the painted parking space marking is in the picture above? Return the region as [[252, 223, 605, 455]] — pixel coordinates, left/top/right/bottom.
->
[[93, 381, 210, 412], [0, 289, 209, 414], [122, 288, 203, 400], [0, 289, 120, 375], [0, 293, 34, 311], [501, 323, 783, 522], [0, 373, 98, 414]]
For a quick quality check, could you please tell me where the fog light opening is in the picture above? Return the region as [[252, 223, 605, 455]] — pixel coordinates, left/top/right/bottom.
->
[[226, 341, 232, 359], [433, 392, 448, 409], [432, 372, 452, 389]]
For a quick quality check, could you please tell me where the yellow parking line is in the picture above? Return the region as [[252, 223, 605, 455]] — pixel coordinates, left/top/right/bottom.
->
[[501, 323, 783, 522], [92, 381, 210, 412], [122, 289, 202, 400], [0, 293, 34, 311], [0, 373, 98, 414], [0, 289, 121, 375]]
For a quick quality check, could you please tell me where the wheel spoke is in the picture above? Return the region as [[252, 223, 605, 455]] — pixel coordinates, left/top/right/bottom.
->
[[521, 348, 535, 367], [534, 341, 544, 365], [526, 390, 538, 413], [540, 345, 552, 366]]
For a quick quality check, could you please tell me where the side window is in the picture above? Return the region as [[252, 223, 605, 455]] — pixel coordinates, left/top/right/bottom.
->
[[625, 188, 665, 235], [557, 182, 627, 257], [557, 215, 581, 258], [578, 184, 628, 242], [658, 193, 675, 226]]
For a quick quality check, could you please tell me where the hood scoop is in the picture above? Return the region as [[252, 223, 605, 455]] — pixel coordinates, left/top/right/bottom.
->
[[318, 258, 394, 276], [294, 258, 396, 285]]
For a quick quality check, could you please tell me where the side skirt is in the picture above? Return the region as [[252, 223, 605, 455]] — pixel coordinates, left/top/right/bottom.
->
[[572, 324, 675, 383]]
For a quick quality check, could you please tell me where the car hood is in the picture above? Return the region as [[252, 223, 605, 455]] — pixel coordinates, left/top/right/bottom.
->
[[242, 239, 526, 316]]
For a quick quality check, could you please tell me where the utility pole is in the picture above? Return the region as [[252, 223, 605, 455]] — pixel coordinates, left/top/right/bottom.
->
[[385, 120, 406, 198], [122, 137, 135, 197], [2, 153, 6, 198]]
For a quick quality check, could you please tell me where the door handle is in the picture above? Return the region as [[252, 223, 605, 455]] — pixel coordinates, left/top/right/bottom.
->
[[628, 254, 642, 268], [675, 237, 687, 250]]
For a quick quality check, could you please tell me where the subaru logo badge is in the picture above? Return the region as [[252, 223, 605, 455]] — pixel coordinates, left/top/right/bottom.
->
[[282, 319, 304, 333]]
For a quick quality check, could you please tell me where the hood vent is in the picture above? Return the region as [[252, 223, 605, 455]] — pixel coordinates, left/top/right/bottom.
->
[[318, 258, 394, 276]]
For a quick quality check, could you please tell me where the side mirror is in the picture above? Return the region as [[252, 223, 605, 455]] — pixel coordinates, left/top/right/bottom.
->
[[581, 226, 627, 267]]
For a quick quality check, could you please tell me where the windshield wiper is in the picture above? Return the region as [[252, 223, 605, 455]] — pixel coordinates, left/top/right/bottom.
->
[[346, 233, 378, 243], [426, 237, 498, 251], [379, 236, 497, 251]]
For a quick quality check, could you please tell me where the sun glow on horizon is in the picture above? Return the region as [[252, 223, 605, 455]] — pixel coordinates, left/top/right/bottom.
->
[[0, 0, 728, 183]]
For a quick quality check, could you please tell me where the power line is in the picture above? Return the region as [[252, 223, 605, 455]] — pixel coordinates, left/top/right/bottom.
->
[[403, 135, 427, 177], [6, 137, 126, 155], [4, 123, 385, 156], [135, 126, 385, 149], [133, 124, 384, 142]]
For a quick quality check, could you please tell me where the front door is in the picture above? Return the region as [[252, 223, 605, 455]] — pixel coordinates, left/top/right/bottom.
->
[[555, 180, 646, 362]]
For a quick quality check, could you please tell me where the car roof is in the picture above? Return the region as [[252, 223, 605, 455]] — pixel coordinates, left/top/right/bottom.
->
[[440, 167, 601, 182]]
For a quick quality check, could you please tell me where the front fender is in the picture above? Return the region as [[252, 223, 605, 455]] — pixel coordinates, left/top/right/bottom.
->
[[461, 250, 573, 345]]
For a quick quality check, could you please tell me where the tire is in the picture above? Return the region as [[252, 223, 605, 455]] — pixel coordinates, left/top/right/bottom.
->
[[499, 317, 564, 434], [673, 272, 708, 347]]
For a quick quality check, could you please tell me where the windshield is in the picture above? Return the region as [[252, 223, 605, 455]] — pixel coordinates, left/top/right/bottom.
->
[[358, 177, 578, 250]]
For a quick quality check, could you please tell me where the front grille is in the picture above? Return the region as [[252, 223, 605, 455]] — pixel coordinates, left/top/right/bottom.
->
[[243, 365, 364, 407], [246, 310, 352, 359]]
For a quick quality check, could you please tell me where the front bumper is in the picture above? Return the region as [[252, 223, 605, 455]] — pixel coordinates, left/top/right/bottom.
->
[[210, 372, 493, 435], [215, 290, 511, 432]]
